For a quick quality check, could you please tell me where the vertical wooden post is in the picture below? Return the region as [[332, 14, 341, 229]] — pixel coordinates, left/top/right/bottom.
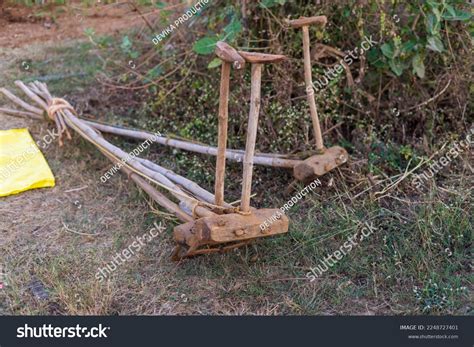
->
[[215, 62, 231, 206], [302, 25, 325, 152], [240, 63, 262, 213]]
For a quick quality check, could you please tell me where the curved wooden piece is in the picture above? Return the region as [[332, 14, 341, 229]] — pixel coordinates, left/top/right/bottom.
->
[[215, 41, 246, 70], [238, 51, 287, 64], [287, 15, 327, 28], [293, 146, 348, 181]]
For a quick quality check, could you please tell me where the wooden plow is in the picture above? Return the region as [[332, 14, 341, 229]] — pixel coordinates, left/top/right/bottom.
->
[[0, 46, 290, 260], [0, 17, 348, 259]]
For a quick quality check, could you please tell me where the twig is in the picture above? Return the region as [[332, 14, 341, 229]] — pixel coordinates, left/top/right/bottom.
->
[[126, 0, 155, 32], [322, 122, 343, 136], [64, 186, 89, 193], [0, 107, 43, 120], [400, 79, 452, 112], [62, 222, 99, 237]]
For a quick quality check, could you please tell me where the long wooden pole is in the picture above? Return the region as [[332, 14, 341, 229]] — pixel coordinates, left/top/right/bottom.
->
[[1, 84, 301, 170], [215, 62, 231, 206], [0, 107, 42, 120], [240, 63, 262, 213], [137, 157, 232, 208], [84, 120, 299, 168], [117, 160, 194, 223], [302, 25, 325, 152]]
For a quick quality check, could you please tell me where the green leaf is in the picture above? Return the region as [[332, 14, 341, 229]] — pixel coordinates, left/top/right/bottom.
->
[[83, 28, 95, 37], [223, 17, 242, 42], [426, 36, 444, 53], [453, 10, 471, 21], [401, 40, 417, 54], [367, 48, 386, 68], [207, 58, 222, 69], [97, 36, 113, 48], [425, 0, 440, 9], [389, 59, 405, 76], [444, 4, 457, 18], [442, 6, 471, 21], [426, 13, 440, 35], [144, 65, 163, 83], [381, 43, 395, 59], [193, 37, 219, 55], [121, 36, 132, 52], [412, 54, 425, 78], [343, 7, 350, 17]]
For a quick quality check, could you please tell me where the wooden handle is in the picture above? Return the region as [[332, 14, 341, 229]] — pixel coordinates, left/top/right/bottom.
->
[[287, 15, 327, 28], [240, 64, 263, 213], [302, 26, 325, 151], [214, 62, 231, 206], [215, 41, 245, 70]]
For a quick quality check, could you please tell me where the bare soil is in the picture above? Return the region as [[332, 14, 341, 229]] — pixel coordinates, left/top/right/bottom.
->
[[0, 2, 146, 48]]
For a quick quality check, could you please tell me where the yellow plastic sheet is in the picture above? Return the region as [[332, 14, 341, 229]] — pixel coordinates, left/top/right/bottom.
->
[[0, 128, 55, 197]]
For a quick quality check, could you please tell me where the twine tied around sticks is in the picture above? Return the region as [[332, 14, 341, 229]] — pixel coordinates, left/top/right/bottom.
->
[[46, 98, 76, 120], [46, 97, 75, 146]]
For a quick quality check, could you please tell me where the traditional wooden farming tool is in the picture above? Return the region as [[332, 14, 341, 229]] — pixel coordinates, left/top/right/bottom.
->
[[1, 71, 289, 260], [172, 46, 289, 259], [288, 16, 349, 181]]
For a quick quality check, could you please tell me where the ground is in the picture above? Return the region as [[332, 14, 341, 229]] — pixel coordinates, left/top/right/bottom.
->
[[0, 2, 471, 315]]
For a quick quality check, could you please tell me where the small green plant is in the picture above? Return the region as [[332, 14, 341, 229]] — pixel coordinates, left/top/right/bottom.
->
[[413, 278, 467, 313], [368, 140, 410, 172], [120, 36, 140, 59], [369, 0, 471, 78]]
